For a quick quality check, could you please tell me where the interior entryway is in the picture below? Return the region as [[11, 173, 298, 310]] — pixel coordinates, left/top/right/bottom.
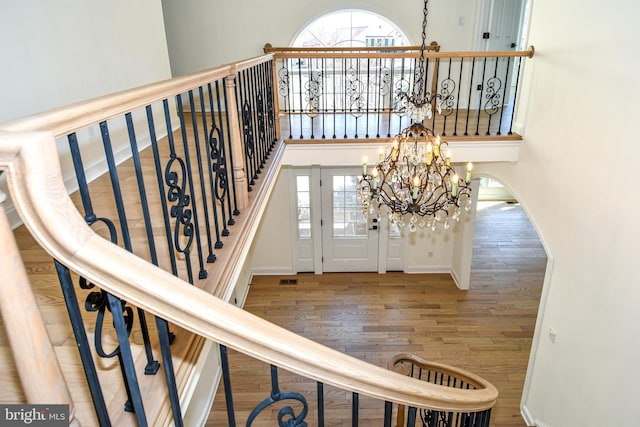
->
[[290, 166, 405, 273]]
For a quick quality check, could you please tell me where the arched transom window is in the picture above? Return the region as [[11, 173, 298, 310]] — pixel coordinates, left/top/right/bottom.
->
[[292, 10, 410, 48]]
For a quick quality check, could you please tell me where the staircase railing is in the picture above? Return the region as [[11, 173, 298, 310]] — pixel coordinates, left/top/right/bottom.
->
[[265, 43, 534, 141], [0, 51, 498, 426]]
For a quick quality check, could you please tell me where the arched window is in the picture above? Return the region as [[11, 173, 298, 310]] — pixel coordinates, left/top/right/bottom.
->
[[292, 10, 410, 48]]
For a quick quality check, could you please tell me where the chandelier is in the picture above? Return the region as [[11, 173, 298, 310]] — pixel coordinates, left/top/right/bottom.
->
[[357, 0, 473, 232]]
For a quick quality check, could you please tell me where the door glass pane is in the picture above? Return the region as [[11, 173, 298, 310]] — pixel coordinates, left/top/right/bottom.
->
[[296, 175, 311, 239], [332, 175, 367, 238]]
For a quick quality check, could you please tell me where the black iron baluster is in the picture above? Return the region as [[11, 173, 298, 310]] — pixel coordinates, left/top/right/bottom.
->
[[453, 58, 464, 136], [383, 401, 393, 427], [407, 406, 417, 426], [352, 392, 359, 427], [509, 57, 523, 135], [464, 58, 476, 136], [98, 121, 158, 375], [176, 94, 208, 280], [280, 58, 293, 139], [297, 57, 304, 138], [205, 84, 227, 243], [387, 57, 396, 137], [209, 124, 231, 240], [343, 57, 348, 138], [106, 292, 148, 424], [53, 260, 111, 426], [475, 57, 488, 136], [397, 58, 407, 135], [188, 90, 216, 263], [317, 382, 325, 427], [430, 57, 439, 131], [497, 56, 512, 135], [148, 104, 178, 276], [219, 345, 237, 427], [321, 57, 326, 139], [365, 57, 371, 138], [218, 80, 239, 219], [143, 105, 182, 425], [123, 113, 162, 375], [201, 85, 224, 249], [332, 57, 337, 139], [163, 99, 196, 284]]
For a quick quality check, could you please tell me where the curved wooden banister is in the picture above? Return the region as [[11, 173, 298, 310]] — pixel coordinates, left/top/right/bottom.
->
[[390, 353, 494, 390], [0, 129, 498, 413], [0, 53, 274, 139]]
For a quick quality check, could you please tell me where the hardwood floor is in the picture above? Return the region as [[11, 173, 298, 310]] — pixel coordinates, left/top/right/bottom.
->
[[206, 201, 546, 426]]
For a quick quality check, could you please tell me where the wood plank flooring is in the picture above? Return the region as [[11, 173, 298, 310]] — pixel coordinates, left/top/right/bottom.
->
[[206, 201, 546, 426]]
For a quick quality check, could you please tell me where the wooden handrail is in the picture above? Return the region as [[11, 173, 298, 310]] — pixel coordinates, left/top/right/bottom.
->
[[266, 45, 534, 60], [0, 128, 498, 413], [0, 54, 274, 139], [0, 190, 79, 426], [264, 41, 441, 53], [390, 353, 493, 390]]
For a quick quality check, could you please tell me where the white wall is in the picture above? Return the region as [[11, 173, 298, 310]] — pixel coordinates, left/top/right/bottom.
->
[[476, 0, 640, 425], [250, 168, 295, 274], [161, 0, 477, 76], [0, 0, 172, 226]]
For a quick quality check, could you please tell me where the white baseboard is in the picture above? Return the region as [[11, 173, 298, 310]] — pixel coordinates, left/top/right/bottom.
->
[[450, 268, 462, 289], [251, 267, 296, 275], [521, 403, 547, 427], [404, 265, 451, 274]]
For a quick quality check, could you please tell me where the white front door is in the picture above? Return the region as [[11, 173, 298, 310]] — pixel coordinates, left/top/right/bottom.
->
[[320, 168, 379, 272]]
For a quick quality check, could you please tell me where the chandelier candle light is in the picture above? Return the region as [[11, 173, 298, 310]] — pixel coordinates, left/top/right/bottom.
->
[[356, 0, 474, 233]]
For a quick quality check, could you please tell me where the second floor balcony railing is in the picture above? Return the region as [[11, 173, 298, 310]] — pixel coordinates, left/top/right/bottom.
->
[[264, 43, 534, 141]]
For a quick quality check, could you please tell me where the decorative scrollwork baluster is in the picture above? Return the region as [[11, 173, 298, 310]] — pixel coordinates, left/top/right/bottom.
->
[[438, 78, 456, 116], [246, 365, 309, 427], [304, 69, 322, 118], [379, 66, 392, 97], [209, 124, 230, 238], [165, 156, 195, 284], [346, 66, 365, 117], [256, 93, 266, 169], [483, 75, 503, 134], [242, 99, 256, 190]]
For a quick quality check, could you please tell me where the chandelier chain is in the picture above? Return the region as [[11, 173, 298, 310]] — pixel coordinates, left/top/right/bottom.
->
[[413, 0, 430, 106]]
